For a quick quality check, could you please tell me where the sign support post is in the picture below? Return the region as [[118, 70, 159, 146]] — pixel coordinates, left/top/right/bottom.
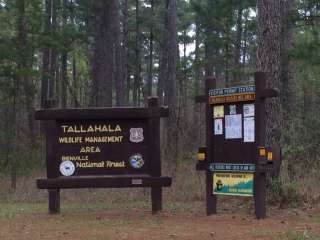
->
[[44, 100, 60, 214], [205, 77, 217, 216], [148, 97, 162, 214]]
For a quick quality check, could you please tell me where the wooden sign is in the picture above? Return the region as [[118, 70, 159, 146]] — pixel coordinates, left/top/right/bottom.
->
[[209, 86, 255, 104], [196, 72, 280, 219], [36, 97, 171, 214]]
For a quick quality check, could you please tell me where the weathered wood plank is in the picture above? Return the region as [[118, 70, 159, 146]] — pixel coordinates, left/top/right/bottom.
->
[[37, 176, 172, 189]]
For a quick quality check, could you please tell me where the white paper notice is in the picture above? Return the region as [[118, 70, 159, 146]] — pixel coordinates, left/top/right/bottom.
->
[[225, 114, 242, 139], [244, 117, 255, 142], [214, 119, 223, 135], [243, 104, 255, 117]]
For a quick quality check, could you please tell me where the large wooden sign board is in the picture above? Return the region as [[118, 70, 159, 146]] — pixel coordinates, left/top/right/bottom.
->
[[196, 72, 280, 219], [36, 97, 171, 214]]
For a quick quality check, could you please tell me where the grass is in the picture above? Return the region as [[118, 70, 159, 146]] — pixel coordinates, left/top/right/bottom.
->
[[0, 200, 205, 218], [0, 202, 46, 218], [280, 230, 320, 240], [312, 214, 320, 224]]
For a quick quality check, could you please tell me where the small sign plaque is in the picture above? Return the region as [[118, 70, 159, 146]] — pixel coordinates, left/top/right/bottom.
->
[[213, 172, 254, 197], [209, 86, 255, 105], [210, 163, 255, 172]]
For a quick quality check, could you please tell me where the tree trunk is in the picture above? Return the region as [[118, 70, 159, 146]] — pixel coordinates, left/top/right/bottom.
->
[[147, 0, 154, 97], [193, 19, 204, 143], [242, 10, 249, 69], [205, 0, 215, 77], [61, 0, 68, 108], [91, 1, 117, 107], [72, 52, 79, 107], [225, 29, 230, 85], [122, 0, 130, 105], [41, 0, 52, 108], [257, 0, 282, 145], [233, 3, 243, 83], [133, 0, 141, 106], [165, 0, 179, 170], [280, 0, 294, 121], [158, 0, 169, 104], [49, 0, 58, 100], [114, 0, 124, 107]]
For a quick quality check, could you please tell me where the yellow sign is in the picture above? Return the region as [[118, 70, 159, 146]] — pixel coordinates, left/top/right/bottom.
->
[[213, 172, 254, 196], [197, 153, 206, 161], [259, 147, 266, 156], [213, 105, 224, 118]]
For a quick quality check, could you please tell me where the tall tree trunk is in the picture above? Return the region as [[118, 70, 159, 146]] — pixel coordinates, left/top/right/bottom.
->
[[11, 0, 29, 190], [242, 10, 249, 69], [61, 54, 68, 108], [165, 0, 179, 170], [158, 0, 169, 104], [41, 0, 52, 108], [193, 19, 204, 143], [91, 1, 117, 107], [225, 29, 230, 85], [72, 52, 79, 107], [122, 0, 130, 105], [205, 0, 215, 77], [49, 0, 58, 100], [147, 0, 154, 97], [16, 0, 36, 144], [114, 0, 124, 107], [133, 0, 141, 106], [233, 3, 243, 83], [280, 0, 294, 121], [257, 0, 282, 145], [61, 0, 68, 108]]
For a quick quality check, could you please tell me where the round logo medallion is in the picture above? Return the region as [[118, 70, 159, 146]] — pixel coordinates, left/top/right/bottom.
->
[[59, 160, 75, 176], [129, 154, 144, 169]]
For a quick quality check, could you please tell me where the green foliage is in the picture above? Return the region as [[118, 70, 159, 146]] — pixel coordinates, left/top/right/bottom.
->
[[0, 0, 318, 206]]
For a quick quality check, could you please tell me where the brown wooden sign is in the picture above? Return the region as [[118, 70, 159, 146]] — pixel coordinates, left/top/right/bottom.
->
[[36, 97, 171, 214], [196, 72, 280, 219]]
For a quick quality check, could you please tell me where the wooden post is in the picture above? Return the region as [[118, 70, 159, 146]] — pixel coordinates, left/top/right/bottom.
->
[[205, 77, 217, 215], [254, 72, 267, 219], [148, 97, 162, 214], [44, 99, 60, 214]]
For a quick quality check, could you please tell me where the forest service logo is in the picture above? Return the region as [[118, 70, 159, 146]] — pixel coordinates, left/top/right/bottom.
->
[[130, 128, 144, 143]]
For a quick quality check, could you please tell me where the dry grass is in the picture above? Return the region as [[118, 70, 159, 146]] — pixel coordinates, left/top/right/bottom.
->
[[0, 160, 206, 205]]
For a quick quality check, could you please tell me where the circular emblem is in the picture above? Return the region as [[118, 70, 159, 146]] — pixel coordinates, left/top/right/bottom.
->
[[59, 161, 75, 176], [129, 154, 144, 169]]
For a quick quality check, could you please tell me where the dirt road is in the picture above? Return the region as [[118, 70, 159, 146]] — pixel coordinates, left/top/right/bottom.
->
[[0, 202, 319, 240]]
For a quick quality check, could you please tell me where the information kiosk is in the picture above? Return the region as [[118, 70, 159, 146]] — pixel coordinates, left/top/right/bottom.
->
[[196, 72, 280, 219]]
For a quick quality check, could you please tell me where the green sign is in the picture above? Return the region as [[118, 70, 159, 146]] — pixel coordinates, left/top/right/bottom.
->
[[213, 172, 254, 197]]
